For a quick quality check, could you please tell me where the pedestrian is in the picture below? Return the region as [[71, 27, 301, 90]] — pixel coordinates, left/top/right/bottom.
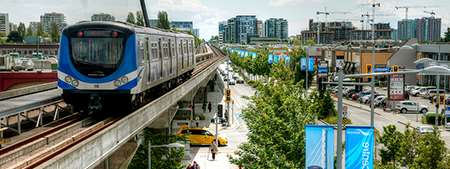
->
[[195, 116, 200, 127], [209, 139, 219, 160], [208, 102, 212, 113], [192, 161, 200, 169]]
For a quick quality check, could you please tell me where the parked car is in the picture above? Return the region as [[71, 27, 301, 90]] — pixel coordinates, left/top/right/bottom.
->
[[357, 91, 372, 103], [362, 94, 383, 104], [236, 78, 244, 84], [418, 87, 437, 97], [425, 89, 446, 99], [374, 96, 387, 107], [228, 79, 236, 85], [417, 126, 434, 134], [395, 101, 428, 114], [177, 127, 228, 146], [410, 87, 434, 97]]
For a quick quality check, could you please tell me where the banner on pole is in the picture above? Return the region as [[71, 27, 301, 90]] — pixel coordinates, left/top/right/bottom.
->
[[345, 126, 374, 169], [305, 125, 335, 169], [268, 54, 274, 64]]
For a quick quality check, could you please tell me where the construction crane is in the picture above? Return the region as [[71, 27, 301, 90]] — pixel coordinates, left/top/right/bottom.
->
[[424, 10, 436, 17], [395, 6, 437, 20]]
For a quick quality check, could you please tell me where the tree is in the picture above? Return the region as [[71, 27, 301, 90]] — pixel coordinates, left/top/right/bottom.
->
[[17, 22, 26, 38], [6, 31, 23, 43], [26, 25, 33, 36], [443, 28, 450, 42], [229, 78, 316, 168], [50, 22, 60, 43], [412, 128, 447, 169], [128, 128, 185, 169], [136, 11, 145, 26], [157, 11, 170, 30], [36, 23, 45, 37], [126, 12, 136, 24], [379, 125, 404, 167]]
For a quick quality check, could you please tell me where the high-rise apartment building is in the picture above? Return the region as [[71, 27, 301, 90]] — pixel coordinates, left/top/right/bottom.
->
[[0, 13, 9, 36], [398, 17, 441, 42], [264, 18, 288, 40], [257, 20, 264, 37], [91, 13, 115, 22], [40, 12, 66, 33]]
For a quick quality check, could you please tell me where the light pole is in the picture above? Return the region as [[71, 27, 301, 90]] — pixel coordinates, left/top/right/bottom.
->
[[370, 2, 380, 127]]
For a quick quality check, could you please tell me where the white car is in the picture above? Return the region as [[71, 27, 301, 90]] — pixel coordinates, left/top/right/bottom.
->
[[417, 126, 434, 134], [228, 79, 236, 85], [395, 101, 428, 114]]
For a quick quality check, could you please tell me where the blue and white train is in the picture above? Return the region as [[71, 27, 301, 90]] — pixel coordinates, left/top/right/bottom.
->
[[58, 21, 196, 113]]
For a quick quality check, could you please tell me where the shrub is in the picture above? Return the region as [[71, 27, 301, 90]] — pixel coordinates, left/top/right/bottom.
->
[[423, 112, 444, 125]]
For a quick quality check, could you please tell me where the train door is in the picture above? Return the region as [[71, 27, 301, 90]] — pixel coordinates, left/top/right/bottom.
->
[[145, 36, 151, 85], [190, 40, 195, 66], [150, 38, 158, 82], [158, 38, 163, 80]]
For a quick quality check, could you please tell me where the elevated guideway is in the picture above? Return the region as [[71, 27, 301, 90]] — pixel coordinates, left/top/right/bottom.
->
[[37, 45, 226, 169]]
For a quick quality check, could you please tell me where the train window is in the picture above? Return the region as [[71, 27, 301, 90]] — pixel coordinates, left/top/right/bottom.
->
[[71, 37, 123, 69], [151, 43, 158, 59]]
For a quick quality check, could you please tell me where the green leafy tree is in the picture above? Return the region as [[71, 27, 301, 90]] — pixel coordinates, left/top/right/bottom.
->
[[6, 31, 23, 43], [157, 11, 170, 30], [17, 22, 26, 38], [443, 28, 450, 42], [229, 78, 315, 168], [126, 12, 136, 24], [36, 23, 45, 37], [50, 22, 60, 43], [128, 128, 185, 169], [136, 11, 145, 26], [412, 128, 447, 169], [26, 25, 33, 36], [379, 125, 404, 167]]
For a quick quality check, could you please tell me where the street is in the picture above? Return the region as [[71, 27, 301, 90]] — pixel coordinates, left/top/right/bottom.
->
[[190, 79, 254, 169], [338, 92, 450, 147]]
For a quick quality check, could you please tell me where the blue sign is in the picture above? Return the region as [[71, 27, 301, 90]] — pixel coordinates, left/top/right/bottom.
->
[[346, 126, 374, 169], [318, 66, 328, 74], [268, 54, 274, 64], [308, 57, 315, 72], [274, 55, 280, 64], [284, 55, 290, 64], [252, 52, 257, 59], [374, 67, 390, 73], [301, 58, 307, 71], [306, 125, 335, 169]]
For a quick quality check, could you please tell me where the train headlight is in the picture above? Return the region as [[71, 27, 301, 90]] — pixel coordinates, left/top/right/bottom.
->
[[114, 76, 129, 87], [64, 75, 79, 87]]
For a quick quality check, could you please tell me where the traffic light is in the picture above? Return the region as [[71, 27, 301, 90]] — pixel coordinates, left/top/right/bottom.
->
[[392, 65, 399, 72], [225, 89, 231, 102], [366, 64, 373, 81], [217, 104, 223, 117], [366, 64, 372, 73]]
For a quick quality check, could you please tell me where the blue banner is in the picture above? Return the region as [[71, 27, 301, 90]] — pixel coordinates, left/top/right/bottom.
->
[[284, 55, 290, 65], [308, 57, 315, 72], [306, 125, 334, 169], [318, 66, 328, 74], [346, 126, 374, 169], [301, 57, 307, 71], [274, 55, 280, 64], [252, 52, 257, 59], [268, 54, 274, 64]]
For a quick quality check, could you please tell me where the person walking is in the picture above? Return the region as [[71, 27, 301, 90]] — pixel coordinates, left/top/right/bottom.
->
[[209, 139, 219, 160], [208, 102, 212, 113], [192, 161, 200, 169]]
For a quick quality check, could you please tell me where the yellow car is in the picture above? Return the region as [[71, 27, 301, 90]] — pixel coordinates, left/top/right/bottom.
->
[[177, 127, 228, 146]]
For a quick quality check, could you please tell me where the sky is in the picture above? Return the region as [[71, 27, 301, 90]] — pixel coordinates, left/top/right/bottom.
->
[[1, 0, 450, 40]]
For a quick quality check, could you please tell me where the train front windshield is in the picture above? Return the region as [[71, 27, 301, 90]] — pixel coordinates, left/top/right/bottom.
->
[[70, 31, 125, 77]]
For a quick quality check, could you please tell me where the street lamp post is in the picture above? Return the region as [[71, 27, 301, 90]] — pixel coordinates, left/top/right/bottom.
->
[[370, 2, 380, 127]]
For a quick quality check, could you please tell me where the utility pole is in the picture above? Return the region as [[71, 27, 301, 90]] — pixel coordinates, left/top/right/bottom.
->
[[370, 2, 380, 128], [336, 69, 344, 169]]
